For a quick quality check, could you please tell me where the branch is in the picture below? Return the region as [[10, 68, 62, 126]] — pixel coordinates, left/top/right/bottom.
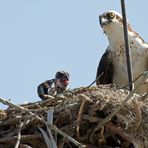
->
[[90, 72, 147, 139], [14, 122, 24, 148], [76, 94, 87, 138], [132, 100, 141, 134], [105, 122, 132, 143], [0, 134, 42, 143], [0, 97, 86, 148]]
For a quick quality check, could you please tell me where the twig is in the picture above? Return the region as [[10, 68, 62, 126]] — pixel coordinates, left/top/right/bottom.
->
[[88, 72, 104, 87], [81, 114, 101, 123], [3, 116, 32, 138], [76, 95, 87, 138], [98, 126, 105, 144], [47, 122, 86, 148], [106, 122, 143, 147], [0, 134, 42, 143], [105, 122, 133, 143], [121, 73, 143, 89], [0, 98, 34, 116], [59, 121, 77, 133], [90, 72, 147, 140], [0, 97, 86, 148], [19, 95, 65, 109], [58, 137, 67, 148], [3, 128, 19, 138], [38, 127, 55, 148], [140, 93, 148, 101], [0, 110, 6, 119], [78, 94, 93, 103], [90, 90, 134, 139], [0, 114, 35, 126], [132, 100, 141, 134], [14, 122, 24, 148], [65, 86, 99, 97], [0, 116, 22, 126]]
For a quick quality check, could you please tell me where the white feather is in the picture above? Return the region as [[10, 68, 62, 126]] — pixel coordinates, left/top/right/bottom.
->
[[101, 10, 148, 94]]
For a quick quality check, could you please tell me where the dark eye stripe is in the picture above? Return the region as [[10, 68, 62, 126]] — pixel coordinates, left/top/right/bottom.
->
[[106, 13, 110, 18]]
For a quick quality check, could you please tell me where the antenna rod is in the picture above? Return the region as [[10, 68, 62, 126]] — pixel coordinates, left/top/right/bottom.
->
[[120, 0, 134, 91]]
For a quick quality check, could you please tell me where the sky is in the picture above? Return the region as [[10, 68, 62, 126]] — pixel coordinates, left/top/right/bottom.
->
[[0, 1, 148, 108]]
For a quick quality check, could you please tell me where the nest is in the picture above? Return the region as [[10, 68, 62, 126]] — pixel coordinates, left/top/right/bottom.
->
[[0, 85, 148, 148]]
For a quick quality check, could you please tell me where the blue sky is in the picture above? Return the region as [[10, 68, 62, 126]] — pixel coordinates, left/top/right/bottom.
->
[[0, 1, 148, 108]]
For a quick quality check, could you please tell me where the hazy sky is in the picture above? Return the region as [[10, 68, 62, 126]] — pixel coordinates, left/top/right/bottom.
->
[[0, 1, 148, 108]]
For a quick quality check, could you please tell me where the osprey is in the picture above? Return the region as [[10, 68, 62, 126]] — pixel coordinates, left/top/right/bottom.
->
[[96, 10, 148, 94]]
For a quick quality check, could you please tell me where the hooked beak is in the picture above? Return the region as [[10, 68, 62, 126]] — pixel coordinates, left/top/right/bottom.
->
[[99, 15, 111, 28], [99, 15, 103, 28]]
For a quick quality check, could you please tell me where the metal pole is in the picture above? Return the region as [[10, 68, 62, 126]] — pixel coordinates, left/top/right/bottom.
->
[[120, 0, 134, 91]]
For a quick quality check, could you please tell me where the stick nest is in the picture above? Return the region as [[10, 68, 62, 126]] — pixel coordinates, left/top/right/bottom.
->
[[0, 85, 148, 148]]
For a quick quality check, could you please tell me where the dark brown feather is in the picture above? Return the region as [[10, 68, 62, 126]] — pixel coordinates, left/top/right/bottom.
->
[[96, 50, 113, 85]]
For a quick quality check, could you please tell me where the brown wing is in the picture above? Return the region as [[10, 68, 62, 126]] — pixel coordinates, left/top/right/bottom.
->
[[96, 50, 113, 85]]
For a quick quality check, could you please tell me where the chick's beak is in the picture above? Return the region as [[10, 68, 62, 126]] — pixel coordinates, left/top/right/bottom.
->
[[64, 80, 69, 86]]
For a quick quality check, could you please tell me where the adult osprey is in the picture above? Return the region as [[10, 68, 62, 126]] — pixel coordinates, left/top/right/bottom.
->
[[96, 10, 148, 94]]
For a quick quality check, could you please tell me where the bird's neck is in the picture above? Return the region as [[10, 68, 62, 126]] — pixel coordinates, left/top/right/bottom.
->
[[107, 30, 148, 52], [108, 35, 124, 51]]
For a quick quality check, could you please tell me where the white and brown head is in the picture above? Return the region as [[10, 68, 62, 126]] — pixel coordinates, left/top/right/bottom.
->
[[99, 10, 128, 31], [99, 10, 145, 45]]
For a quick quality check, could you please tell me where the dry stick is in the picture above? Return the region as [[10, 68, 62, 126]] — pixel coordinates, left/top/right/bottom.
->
[[88, 72, 104, 87], [1, 116, 36, 138], [106, 122, 143, 147], [0, 98, 85, 148], [98, 126, 105, 144], [58, 137, 67, 148], [0, 134, 42, 143], [132, 100, 142, 134], [0, 98, 34, 116], [76, 93, 93, 136], [105, 123, 133, 143], [90, 72, 147, 141], [121, 73, 143, 89], [1, 114, 35, 126], [76, 95, 87, 138], [14, 122, 24, 148], [4, 128, 19, 138], [19, 95, 63, 109], [81, 114, 101, 123], [140, 93, 148, 101], [1, 116, 22, 126], [47, 123, 86, 148]]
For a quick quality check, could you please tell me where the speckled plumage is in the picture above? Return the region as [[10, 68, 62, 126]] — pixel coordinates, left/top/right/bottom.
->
[[96, 10, 148, 94]]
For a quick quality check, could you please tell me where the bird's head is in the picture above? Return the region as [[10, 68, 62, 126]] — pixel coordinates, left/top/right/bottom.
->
[[99, 10, 129, 34], [99, 10, 132, 44], [99, 11, 123, 26], [99, 10, 146, 46]]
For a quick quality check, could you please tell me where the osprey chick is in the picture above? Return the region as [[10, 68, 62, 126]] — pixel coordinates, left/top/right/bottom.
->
[[96, 10, 148, 94]]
